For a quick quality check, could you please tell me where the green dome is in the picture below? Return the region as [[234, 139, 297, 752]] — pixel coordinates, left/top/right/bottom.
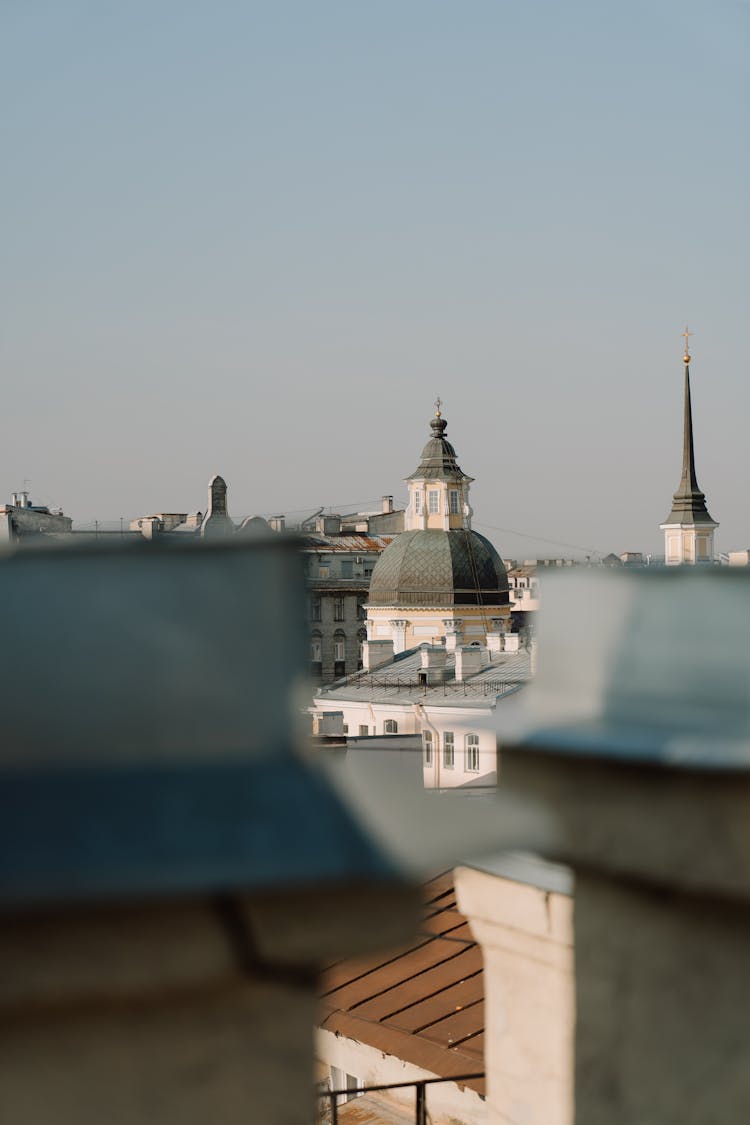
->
[[368, 529, 510, 609]]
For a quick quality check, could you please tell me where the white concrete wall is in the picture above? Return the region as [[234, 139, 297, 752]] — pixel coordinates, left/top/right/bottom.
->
[[312, 700, 498, 787], [313, 699, 418, 738], [420, 707, 497, 789], [454, 864, 574, 1125], [316, 1028, 486, 1125]]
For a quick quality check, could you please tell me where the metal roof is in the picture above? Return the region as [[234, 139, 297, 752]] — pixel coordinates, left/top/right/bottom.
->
[[319, 871, 485, 1094], [368, 529, 510, 608], [0, 538, 405, 906], [302, 535, 395, 553], [318, 647, 531, 707], [405, 413, 472, 483]]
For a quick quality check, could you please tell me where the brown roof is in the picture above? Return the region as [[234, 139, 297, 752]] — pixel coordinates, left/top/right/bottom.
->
[[319, 872, 485, 1096]]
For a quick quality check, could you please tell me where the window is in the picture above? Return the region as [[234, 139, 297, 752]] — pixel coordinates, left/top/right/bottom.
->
[[357, 599, 367, 621], [333, 631, 346, 678], [330, 1068, 362, 1107], [341, 560, 353, 578], [414, 491, 423, 515], [443, 731, 455, 769], [333, 596, 345, 622], [465, 733, 480, 772], [364, 564, 374, 578], [428, 490, 440, 514], [422, 729, 433, 766], [318, 564, 330, 579], [310, 634, 322, 665], [358, 724, 369, 737], [357, 628, 366, 669], [384, 719, 398, 734], [310, 595, 321, 622], [449, 490, 460, 515]]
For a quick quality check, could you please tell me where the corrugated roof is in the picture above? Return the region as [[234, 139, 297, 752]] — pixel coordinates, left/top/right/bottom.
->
[[302, 535, 395, 552], [319, 872, 485, 1096]]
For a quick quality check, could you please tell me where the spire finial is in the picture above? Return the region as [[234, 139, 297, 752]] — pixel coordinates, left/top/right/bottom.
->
[[434, 395, 442, 418], [682, 325, 693, 365]]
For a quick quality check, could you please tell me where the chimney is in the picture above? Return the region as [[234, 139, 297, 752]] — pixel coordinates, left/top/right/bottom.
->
[[312, 711, 345, 737], [504, 633, 521, 654], [382, 495, 394, 513], [317, 515, 341, 535], [454, 645, 484, 682], [420, 646, 447, 684], [363, 639, 394, 671], [140, 516, 163, 540]]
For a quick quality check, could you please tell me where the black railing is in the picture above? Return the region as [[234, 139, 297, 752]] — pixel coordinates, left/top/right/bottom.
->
[[333, 673, 526, 697], [316, 1072, 484, 1125]]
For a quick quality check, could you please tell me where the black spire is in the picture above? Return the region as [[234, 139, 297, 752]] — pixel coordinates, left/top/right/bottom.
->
[[662, 347, 716, 526]]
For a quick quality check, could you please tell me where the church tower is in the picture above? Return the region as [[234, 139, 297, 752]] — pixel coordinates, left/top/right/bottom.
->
[[660, 330, 718, 564], [405, 398, 474, 531], [365, 402, 511, 654]]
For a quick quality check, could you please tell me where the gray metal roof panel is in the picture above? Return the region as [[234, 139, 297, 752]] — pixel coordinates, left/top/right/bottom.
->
[[368, 530, 510, 608]]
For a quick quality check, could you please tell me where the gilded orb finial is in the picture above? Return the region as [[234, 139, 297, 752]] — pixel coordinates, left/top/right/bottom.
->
[[434, 395, 442, 418], [682, 325, 693, 364]]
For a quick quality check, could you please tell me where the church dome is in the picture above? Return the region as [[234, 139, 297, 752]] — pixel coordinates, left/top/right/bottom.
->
[[368, 529, 510, 608]]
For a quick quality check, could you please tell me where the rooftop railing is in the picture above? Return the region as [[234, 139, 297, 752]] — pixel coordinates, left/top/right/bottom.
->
[[316, 1072, 485, 1125]]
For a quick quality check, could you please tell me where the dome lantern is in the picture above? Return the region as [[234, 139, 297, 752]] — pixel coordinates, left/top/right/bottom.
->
[[405, 402, 474, 533]]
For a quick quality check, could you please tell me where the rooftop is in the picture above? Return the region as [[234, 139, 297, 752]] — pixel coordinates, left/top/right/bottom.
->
[[302, 535, 395, 553], [319, 646, 531, 706], [319, 871, 485, 1095]]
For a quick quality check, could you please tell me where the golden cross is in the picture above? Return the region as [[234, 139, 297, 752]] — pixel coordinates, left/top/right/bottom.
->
[[682, 325, 693, 362], [435, 396, 442, 417]]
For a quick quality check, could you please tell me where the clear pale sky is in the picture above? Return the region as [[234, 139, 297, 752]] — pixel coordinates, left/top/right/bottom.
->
[[2, 1, 748, 557]]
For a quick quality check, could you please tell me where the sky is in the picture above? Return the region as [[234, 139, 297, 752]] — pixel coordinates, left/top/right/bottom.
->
[[1, 1, 748, 557]]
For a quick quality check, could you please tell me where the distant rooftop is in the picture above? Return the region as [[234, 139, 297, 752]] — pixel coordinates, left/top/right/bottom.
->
[[302, 534, 395, 553], [319, 646, 531, 707]]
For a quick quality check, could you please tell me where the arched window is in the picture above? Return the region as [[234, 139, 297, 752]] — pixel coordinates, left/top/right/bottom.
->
[[443, 731, 455, 769], [465, 733, 480, 772], [384, 719, 398, 734], [333, 631, 346, 678], [422, 729, 433, 766], [310, 632, 322, 668]]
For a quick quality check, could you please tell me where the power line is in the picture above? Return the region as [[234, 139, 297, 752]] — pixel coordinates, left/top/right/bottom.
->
[[473, 520, 606, 558]]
